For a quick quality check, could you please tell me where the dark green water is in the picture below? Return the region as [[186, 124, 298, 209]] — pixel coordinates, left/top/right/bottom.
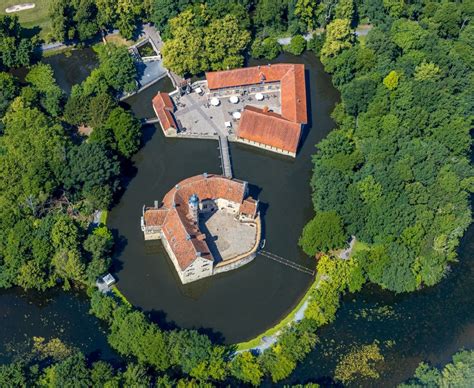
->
[[285, 223, 474, 386], [43, 48, 98, 93], [0, 50, 472, 386], [0, 288, 117, 364]]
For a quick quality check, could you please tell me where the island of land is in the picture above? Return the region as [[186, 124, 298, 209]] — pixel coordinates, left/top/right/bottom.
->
[[152, 63, 308, 158], [141, 173, 261, 284]]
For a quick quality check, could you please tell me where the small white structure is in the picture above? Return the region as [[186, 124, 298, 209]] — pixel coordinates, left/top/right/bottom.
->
[[210, 97, 220, 106], [255, 93, 264, 101], [5, 3, 35, 13], [225, 121, 232, 128], [195, 87, 203, 95], [232, 111, 242, 119], [229, 96, 239, 104], [96, 273, 116, 293]]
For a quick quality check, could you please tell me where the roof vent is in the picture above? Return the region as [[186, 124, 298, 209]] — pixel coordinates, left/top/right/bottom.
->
[[203, 172, 208, 178], [154, 200, 159, 208], [196, 252, 202, 257], [175, 184, 180, 190], [185, 233, 191, 241], [268, 63, 271, 67]]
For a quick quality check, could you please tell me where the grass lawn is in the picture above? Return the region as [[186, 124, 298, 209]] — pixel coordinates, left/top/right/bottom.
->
[[99, 210, 109, 225], [236, 273, 321, 351], [0, 0, 52, 41], [104, 33, 134, 47]]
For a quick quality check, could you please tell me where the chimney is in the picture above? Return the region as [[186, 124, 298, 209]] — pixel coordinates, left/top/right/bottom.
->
[[154, 200, 159, 208]]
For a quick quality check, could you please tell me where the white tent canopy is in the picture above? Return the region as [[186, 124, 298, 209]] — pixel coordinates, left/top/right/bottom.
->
[[229, 95, 239, 104], [210, 97, 220, 106], [255, 93, 264, 101]]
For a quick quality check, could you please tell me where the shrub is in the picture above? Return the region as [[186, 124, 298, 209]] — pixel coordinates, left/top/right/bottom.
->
[[285, 35, 307, 55]]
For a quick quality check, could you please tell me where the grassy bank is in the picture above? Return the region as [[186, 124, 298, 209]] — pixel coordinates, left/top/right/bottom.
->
[[111, 285, 132, 307], [1, 0, 52, 40], [42, 46, 75, 58], [236, 273, 321, 351], [100, 210, 108, 225]]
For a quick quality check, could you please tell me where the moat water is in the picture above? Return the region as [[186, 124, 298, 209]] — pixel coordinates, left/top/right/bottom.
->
[[0, 50, 472, 386]]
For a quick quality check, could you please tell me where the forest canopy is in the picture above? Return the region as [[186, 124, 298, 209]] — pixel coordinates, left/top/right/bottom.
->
[[303, 0, 473, 293]]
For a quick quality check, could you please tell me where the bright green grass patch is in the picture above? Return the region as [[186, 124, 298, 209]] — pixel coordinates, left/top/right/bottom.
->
[[236, 273, 321, 352], [111, 285, 132, 307], [42, 46, 74, 57], [99, 210, 108, 226], [0, 0, 52, 41], [353, 240, 370, 255]]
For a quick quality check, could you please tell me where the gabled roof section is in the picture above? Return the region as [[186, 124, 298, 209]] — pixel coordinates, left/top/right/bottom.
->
[[152, 92, 178, 131], [152, 92, 174, 111], [205, 64, 307, 124], [238, 106, 302, 154]]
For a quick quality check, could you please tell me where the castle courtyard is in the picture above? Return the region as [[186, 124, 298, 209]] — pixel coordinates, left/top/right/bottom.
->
[[172, 84, 282, 137], [199, 209, 258, 262]]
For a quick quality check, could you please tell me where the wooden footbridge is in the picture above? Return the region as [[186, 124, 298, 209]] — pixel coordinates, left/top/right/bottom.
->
[[260, 250, 315, 276], [218, 136, 233, 178]]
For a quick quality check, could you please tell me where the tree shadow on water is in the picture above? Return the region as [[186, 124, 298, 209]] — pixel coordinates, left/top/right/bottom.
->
[[110, 229, 128, 275]]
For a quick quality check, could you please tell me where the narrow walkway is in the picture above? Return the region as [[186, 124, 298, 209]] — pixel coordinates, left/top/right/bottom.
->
[[260, 250, 315, 276], [143, 117, 160, 124], [218, 136, 233, 178]]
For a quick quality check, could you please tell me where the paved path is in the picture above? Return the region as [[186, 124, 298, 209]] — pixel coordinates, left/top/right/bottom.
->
[[277, 33, 313, 45], [277, 24, 372, 45], [41, 42, 68, 52]]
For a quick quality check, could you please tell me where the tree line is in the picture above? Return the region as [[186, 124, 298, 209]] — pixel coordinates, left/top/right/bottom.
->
[[0, 38, 140, 291]]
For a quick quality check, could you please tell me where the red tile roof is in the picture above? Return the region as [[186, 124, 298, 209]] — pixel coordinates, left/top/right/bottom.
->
[[152, 92, 174, 110], [237, 106, 302, 154], [143, 174, 257, 271], [152, 92, 178, 131], [205, 64, 307, 124], [144, 208, 168, 227], [240, 197, 258, 218]]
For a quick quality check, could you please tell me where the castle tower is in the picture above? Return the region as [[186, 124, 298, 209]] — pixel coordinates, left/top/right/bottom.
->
[[188, 194, 199, 222]]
